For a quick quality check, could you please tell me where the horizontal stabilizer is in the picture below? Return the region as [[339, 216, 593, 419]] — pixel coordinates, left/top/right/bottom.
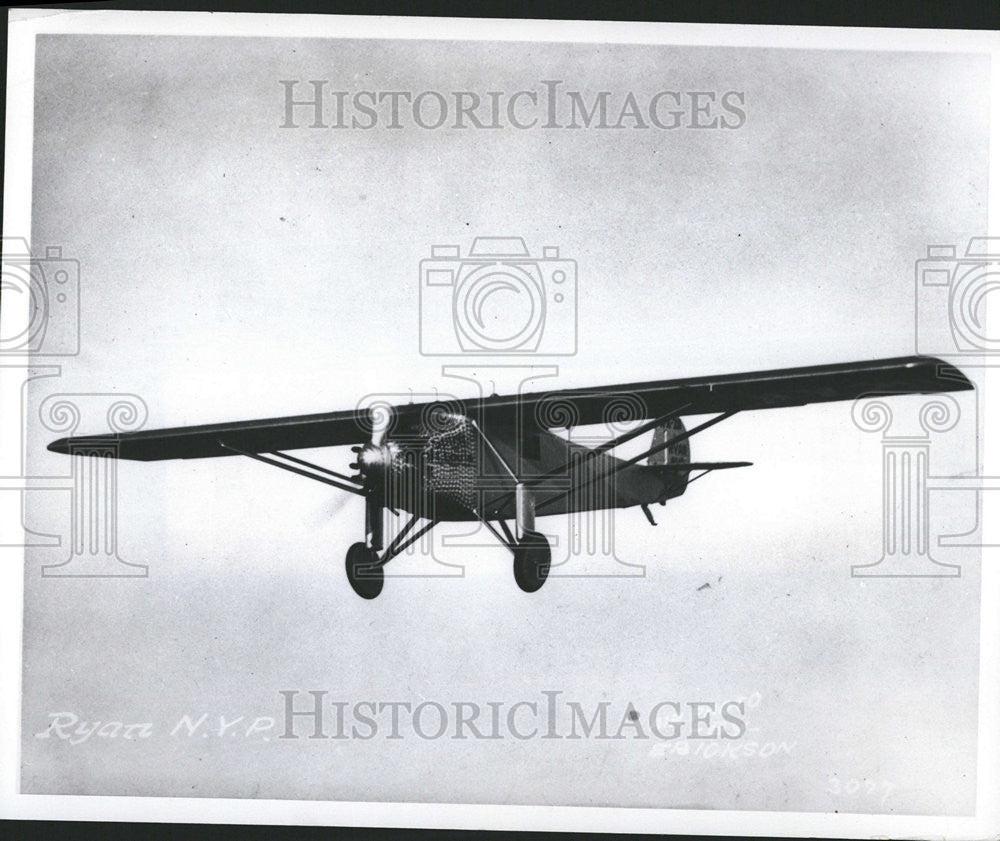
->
[[656, 461, 752, 471]]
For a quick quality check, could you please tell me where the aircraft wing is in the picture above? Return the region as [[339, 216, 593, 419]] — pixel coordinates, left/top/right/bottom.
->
[[514, 354, 972, 429], [47, 406, 377, 461], [47, 355, 972, 461]]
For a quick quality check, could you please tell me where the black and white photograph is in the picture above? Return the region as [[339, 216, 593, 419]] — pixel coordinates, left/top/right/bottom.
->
[[1, 8, 998, 837]]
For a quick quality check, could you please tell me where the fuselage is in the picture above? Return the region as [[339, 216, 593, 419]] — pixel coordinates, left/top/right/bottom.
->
[[370, 413, 688, 522]]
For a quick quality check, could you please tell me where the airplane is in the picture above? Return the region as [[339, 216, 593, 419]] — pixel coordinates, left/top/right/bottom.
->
[[48, 355, 972, 599]]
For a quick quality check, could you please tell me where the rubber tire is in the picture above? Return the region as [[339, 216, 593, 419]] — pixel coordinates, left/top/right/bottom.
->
[[513, 530, 551, 593], [346, 542, 384, 600]]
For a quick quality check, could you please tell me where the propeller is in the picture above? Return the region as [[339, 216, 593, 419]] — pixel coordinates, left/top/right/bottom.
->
[[349, 404, 395, 551], [307, 485, 356, 528]]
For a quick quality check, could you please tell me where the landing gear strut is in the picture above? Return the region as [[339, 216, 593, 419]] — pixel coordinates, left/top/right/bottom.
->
[[477, 497, 552, 595], [344, 513, 437, 600], [511, 481, 549, 592]]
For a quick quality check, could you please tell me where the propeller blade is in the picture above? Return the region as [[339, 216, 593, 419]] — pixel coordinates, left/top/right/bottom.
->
[[366, 492, 384, 551], [308, 488, 356, 527]]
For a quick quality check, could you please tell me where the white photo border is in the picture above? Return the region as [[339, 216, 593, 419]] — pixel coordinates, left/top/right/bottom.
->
[[2, 8, 998, 838]]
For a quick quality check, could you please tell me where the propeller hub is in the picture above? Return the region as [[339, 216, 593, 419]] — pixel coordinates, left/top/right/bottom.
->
[[354, 442, 393, 493]]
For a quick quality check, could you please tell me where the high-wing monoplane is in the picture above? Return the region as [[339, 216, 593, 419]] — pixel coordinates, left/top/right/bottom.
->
[[48, 355, 972, 598]]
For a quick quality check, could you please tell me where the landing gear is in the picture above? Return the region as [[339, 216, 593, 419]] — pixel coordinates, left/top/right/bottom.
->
[[345, 542, 383, 600], [512, 530, 551, 593], [469, 514, 555, 594], [343, 515, 439, 599], [474, 486, 552, 594]]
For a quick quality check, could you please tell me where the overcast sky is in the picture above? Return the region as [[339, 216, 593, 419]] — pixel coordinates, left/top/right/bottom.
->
[[20, 33, 988, 812]]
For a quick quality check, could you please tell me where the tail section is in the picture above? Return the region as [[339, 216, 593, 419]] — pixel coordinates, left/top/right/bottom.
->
[[646, 417, 750, 505], [647, 416, 691, 467]]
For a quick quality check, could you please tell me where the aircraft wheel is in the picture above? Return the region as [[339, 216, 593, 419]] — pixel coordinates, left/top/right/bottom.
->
[[513, 530, 550, 593], [345, 542, 383, 600]]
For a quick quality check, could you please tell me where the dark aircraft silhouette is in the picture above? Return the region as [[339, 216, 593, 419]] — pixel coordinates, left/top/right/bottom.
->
[[48, 355, 972, 599]]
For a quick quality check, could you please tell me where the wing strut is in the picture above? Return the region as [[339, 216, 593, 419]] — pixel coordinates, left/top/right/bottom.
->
[[582, 403, 695, 457], [216, 440, 365, 496]]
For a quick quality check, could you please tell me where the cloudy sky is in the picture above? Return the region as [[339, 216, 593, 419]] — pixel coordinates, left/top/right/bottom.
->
[[19, 32, 988, 812]]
